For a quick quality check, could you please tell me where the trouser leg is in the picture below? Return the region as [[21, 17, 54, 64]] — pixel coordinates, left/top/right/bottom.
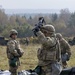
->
[[41, 65, 52, 75], [9, 66, 18, 75], [9, 59, 19, 75], [51, 62, 62, 75]]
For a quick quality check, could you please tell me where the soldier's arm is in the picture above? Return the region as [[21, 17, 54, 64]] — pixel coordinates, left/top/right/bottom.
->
[[36, 31, 53, 44], [7, 41, 20, 57], [17, 41, 23, 50], [65, 40, 71, 57], [57, 41, 61, 62], [16, 41, 24, 56]]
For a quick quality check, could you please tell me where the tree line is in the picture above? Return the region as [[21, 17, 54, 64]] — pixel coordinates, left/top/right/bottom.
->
[[0, 8, 75, 38]]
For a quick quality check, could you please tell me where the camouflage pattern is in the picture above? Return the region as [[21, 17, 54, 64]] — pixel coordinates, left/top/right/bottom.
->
[[41, 25, 55, 33], [10, 29, 18, 35], [56, 33, 71, 68], [56, 33, 62, 40], [7, 38, 24, 75], [36, 25, 62, 75]]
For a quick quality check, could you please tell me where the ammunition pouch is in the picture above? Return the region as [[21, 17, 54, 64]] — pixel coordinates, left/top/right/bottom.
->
[[45, 50, 57, 61], [9, 58, 18, 67], [7, 52, 14, 59], [37, 48, 57, 61]]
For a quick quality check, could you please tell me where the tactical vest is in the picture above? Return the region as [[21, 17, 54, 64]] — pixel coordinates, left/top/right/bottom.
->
[[37, 37, 60, 61], [14, 40, 24, 57], [6, 46, 14, 59], [7, 40, 23, 59]]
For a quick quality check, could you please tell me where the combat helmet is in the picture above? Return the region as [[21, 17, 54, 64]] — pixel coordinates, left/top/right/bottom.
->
[[41, 25, 55, 33], [10, 29, 18, 37], [56, 33, 62, 40]]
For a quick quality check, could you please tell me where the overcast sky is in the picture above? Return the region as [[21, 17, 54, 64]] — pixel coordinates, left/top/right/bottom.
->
[[0, 0, 75, 11]]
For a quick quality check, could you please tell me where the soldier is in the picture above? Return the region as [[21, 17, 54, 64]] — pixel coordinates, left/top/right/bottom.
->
[[25, 37, 29, 46], [56, 33, 71, 68], [7, 29, 24, 75], [33, 25, 62, 75]]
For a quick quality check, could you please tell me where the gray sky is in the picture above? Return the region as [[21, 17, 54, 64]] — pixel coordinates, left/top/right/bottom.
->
[[0, 0, 75, 11]]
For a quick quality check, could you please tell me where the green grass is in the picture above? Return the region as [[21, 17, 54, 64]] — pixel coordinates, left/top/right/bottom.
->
[[0, 44, 40, 71], [0, 44, 75, 71], [67, 46, 75, 67]]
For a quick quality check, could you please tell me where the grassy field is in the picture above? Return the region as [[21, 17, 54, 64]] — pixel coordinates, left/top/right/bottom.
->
[[0, 44, 75, 71]]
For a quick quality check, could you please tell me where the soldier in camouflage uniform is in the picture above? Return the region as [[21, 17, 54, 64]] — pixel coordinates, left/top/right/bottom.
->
[[56, 33, 71, 68], [34, 25, 62, 75], [7, 29, 24, 75]]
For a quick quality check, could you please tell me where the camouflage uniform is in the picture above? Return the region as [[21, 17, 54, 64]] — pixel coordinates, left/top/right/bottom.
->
[[35, 25, 62, 75], [7, 29, 24, 75], [56, 33, 71, 68]]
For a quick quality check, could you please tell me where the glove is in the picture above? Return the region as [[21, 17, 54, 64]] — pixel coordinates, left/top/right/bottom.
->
[[33, 27, 40, 36], [34, 27, 40, 32]]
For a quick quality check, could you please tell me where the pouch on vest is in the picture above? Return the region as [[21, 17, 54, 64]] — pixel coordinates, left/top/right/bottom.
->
[[7, 53, 14, 59], [37, 48, 43, 60], [6, 47, 14, 59], [9, 58, 18, 67], [44, 51, 57, 61]]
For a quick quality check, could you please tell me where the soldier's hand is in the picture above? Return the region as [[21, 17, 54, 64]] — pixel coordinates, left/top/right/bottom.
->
[[33, 27, 40, 36], [19, 52, 24, 57], [35, 27, 40, 32], [14, 50, 20, 57], [66, 55, 70, 61]]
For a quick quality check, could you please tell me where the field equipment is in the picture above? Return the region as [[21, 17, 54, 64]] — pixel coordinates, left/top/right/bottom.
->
[[32, 17, 46, 36], [0, 67, 75, 75]]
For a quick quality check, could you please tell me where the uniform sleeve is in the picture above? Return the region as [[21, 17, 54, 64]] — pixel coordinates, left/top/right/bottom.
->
[[7, 41, 19, 56], [16, 41, 21, 49], [16, 41, 24, 56], [36, 31, 53, 45], [64, 40, 71, 56], [57, 40, 61, 62]]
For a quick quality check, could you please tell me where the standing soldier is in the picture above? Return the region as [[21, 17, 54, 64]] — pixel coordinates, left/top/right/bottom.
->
[[56, 33, 71, 68], [7, 29, 24, 75], [25, 37, 29, 46], [33, 25, 62, 75]]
